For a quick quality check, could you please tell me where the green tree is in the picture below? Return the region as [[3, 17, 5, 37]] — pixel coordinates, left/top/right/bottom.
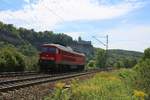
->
[[143, 48, 150, 60], [87, 60, 96, 69], [95, 49, 106, 68], [18, 44, 38, 56], [113, 61, 124, 68], [123, 58, 130, 68], [134, 48, 150, 97], [0, 47, 25, 72], [134, 59, 150, 96]]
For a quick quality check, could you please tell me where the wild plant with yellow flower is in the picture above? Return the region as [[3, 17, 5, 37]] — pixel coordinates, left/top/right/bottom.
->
[[133, 90, 147, 100]]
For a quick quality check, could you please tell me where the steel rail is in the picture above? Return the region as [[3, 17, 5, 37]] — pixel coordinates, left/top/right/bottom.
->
[[0, 71, 38, 78], [0, 70, 98, 92]]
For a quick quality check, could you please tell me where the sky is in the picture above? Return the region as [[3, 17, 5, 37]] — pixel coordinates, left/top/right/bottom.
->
[[0, 0, 150, 52]]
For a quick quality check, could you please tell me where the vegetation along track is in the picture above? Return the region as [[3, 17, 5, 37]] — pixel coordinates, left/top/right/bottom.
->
[[0, 69, 109, 92]]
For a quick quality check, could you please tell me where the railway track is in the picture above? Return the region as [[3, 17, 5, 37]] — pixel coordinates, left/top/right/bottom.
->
[[0, 71, 38, 78], [0, 70, 100, 92]]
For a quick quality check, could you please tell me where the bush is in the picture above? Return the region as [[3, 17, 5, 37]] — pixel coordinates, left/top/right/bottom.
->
[[87, 60, 96, 69], [46, 70, 148, 100], [143, 48, 150, 60], [95, 49, 106, 68], [0, 47, 25, 72], [25, 55, 39, 71], [18, 44, 38, 56], [134, 59, 150, 96], [133, 48, 150, 97], [113, 61, 124, 68]]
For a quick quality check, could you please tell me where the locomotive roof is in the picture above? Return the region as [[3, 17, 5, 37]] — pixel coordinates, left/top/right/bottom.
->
[[42, 44, 85, 56]]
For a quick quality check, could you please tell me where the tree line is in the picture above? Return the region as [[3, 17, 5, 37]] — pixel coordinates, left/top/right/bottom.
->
[[0, 21, 93, 72], [0, 21, 80, 72], [0, 21, 74, 48], [87, 48, 143, 69], [0, 21, 143, 72]]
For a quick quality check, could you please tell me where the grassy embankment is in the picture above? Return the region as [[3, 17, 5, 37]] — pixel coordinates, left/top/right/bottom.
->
[[45, 69, 147, 100]]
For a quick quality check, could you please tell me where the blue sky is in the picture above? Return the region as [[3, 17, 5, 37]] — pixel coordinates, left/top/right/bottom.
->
[[0, 0, 37, 10], [0, 0, 25, 11], [0, 0, 149, 52]]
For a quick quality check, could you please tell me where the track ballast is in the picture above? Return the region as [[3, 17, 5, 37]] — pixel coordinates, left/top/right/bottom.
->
[[0, 68, 111, 92]]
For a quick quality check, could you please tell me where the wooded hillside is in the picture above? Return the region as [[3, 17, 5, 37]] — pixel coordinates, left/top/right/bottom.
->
[[0, 21, 143, 71]]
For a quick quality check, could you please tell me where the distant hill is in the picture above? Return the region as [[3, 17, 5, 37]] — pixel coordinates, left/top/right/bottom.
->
[[92, 48, 143, 68], [107, 49, 143, 67], [0, 21, 143, 68], [0, 21, 95, 71], [0, 21, 93, 57], [108, 49, 143, 59], [0, 21, 145, 71]]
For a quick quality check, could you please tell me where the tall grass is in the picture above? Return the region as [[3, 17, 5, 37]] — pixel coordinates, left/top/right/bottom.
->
[[45, 69, 147, 100]]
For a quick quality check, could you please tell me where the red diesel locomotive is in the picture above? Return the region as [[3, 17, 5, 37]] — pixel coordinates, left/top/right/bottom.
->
[[39, 44, 85, 72]]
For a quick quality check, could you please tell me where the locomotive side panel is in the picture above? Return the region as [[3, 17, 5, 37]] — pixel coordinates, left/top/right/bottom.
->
[[58, 50, 85, 66], [39, 44, 85, 72]]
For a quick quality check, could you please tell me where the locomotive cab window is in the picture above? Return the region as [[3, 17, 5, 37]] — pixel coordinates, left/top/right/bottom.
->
[[41, 47, 57, 53]]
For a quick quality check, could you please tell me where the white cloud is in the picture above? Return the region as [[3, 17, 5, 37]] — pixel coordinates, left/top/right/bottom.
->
[[63, 32, 86, 40], [92, 25, 150, 52], [24, 0, 30, 3], [108, 25, 150, 41], [0, 0, 144, 31]]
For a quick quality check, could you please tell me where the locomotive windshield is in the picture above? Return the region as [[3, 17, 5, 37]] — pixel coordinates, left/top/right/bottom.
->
[[41, 47, 56, 53]]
